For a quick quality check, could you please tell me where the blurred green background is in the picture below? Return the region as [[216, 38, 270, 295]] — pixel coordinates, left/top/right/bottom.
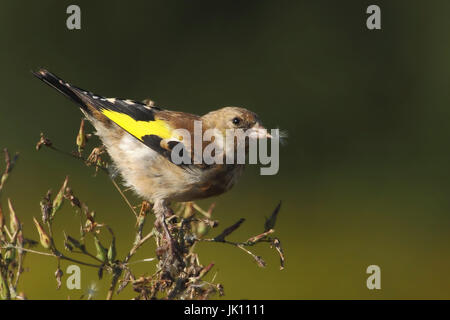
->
[[1, 0, 450, 299]]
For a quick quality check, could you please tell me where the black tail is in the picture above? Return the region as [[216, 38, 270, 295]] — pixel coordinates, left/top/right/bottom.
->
[[32, 68, 85, 107], [33, 68, 156, 125]]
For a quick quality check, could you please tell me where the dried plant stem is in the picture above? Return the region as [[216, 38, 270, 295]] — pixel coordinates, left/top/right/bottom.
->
[[45, 145, 83, 162], [71, 249, 105, 264], [13, 243, 24, 288], [106, 270, 121, 300], [1, 245, 102, 269], [127, 231, 155, 261], [56, 254, 103, 269], [109, 178, 138, 218], [199, 238, 261, 254]]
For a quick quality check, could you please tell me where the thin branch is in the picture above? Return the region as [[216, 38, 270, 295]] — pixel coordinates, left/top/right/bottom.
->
[[13, 236, 24, 288], [1, 245, 103, 269], [110, 178, 138, 218], [71, 249, 105, 264], [125, 258, 156, 266], [125, 230, 155, 263], [106, 268, 121, 300]]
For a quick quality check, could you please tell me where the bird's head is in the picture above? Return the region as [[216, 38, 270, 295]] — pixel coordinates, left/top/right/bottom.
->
[[202, 106, 271, 139]]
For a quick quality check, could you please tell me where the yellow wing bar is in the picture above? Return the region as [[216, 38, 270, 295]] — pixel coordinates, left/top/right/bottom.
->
[[101, 109, 172, 140]]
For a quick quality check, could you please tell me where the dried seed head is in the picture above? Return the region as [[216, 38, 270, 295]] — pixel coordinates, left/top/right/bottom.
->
[[36, 133, 52, 151], [55, 268, 63, 290], [8, 198, 20, 234], [0, 174, 7, 189], [65, 187, 81, 208], [76, 119, 86, 155], [52, 176, 69, 218], [33, 217, 51, 249], [40, 190, 52, 223]]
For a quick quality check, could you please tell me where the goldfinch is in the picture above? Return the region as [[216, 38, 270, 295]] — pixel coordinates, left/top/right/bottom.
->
[[33, 69, 271, 220]]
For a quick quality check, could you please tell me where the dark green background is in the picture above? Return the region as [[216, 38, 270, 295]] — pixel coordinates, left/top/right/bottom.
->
[[1, 0, 450, 299]]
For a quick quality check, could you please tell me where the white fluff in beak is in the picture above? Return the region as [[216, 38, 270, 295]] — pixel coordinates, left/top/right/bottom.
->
[[249, 124, 272, 139]]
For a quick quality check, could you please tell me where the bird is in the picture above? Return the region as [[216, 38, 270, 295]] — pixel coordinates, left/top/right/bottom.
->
[[32, 69, 272, 229]]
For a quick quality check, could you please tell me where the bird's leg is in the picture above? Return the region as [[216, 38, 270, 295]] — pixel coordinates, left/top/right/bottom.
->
[[153, 200, 179, 260]]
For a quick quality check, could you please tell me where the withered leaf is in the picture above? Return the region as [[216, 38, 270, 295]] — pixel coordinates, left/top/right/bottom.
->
[[98, 267, 104, 280], [264, 201, 282, 232], [66, 234, 85, 251], [214, 218, 245, 242]]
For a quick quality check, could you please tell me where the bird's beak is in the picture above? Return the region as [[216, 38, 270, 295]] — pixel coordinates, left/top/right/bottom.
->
[[249, 124, 272, 139]]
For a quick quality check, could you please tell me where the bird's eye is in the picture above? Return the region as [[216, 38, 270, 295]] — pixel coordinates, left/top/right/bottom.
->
[[232, 117, 241, 125]]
